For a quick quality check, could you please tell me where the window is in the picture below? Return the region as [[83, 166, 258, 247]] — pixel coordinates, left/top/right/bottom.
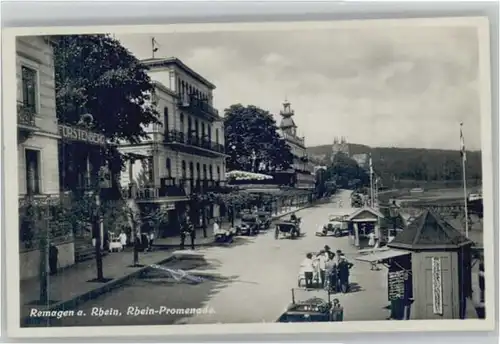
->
[[25, 149, 41, 195], [195, 120, 199, 138], [21, 66, 37, 113], [180, 113, 184, 132], [217, 166, 221, 181], [166, 158, 171, 177], [208, 125, 212, 142], [201, 123, 205, 138], [196, 163, 201, 180], [163, 107, 169, 132], [181, 160, 186, 179], [203, 164, 207, 180], [215, 129, 219, 144], [209, 165, 213, 180]]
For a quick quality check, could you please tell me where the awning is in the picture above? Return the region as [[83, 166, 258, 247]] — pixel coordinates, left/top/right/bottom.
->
[[356, 249, 410, 263]]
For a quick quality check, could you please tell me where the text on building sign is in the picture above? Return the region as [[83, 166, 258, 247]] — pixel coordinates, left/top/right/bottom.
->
[[58, 125, 106, 145]]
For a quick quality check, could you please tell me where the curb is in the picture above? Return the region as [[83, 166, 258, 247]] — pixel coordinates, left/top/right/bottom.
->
[[21, 253, 177, 327], [21, 202, 321, 326]]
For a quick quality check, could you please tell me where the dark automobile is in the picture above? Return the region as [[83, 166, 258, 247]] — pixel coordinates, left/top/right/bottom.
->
[[238, 214, 260, 236], [275, 219, 301, 240], [256, 211, 272, 229], [277, 289, 339, 322], [351, 193, 363, 208]]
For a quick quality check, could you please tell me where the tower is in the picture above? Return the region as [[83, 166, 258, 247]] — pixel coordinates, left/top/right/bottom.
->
[[279, 99, 297, 136], [331, 136, 350, 162]]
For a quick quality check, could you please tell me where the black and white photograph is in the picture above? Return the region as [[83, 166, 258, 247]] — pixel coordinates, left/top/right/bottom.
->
[[3, 17, 495, 337]]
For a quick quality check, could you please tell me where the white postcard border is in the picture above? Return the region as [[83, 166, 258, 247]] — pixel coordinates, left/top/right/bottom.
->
[[2, 16, 495, 338]]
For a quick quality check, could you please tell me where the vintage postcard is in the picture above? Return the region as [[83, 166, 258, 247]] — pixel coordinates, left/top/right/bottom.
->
[[3, 17, 495, 338]]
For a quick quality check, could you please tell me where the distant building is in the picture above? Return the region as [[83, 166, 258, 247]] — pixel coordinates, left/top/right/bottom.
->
[[278, 99, 315, 191], [331, 136, 349, 161]]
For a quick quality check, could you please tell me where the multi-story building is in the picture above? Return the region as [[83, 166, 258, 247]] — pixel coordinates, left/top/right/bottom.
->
[[278, 100, 315, 192], [119, 57, 227, 235], [16, 36, 77, 279], [331, 136, 350, 161]]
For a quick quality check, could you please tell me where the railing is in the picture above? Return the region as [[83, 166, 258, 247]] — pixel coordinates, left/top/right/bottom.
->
[[177, 94, 219, 118], [17, 101, 37, 127], [130, 179, 187, 200], [164, 130, 225, 154]]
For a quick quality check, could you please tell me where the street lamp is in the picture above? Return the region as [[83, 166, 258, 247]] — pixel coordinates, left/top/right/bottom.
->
[[389, 200, 400, 238]]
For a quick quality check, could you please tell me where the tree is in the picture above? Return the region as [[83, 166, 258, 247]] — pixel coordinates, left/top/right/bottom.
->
[[224, 104, 293, 172], [326, 153, 370, 189], [52, 34, 160, 177]]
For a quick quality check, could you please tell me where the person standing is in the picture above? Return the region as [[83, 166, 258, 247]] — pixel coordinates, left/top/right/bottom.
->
[[324, 254, 336, 292], [186, 216, 196, 250], [180, 216, 190, 250], [330, 298, 344, 321], [301, 253, 314, 290], [148, 231, 155, 251], [118, 230, 127, 251], [338, 255, 354, 293], [133, 232, 141, 266], [316, 250, 327, 287]]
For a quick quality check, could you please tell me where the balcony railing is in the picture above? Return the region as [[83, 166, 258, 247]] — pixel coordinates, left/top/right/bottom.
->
[[126, 178, 187, 200], [178, 94, 220, 119], [164, 130, 225, 154], [17, 101, 37, 128]]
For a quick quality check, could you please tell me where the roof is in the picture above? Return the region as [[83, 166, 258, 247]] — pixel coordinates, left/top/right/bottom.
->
[[356, 248, 410, 263], [346, 207, 385, 221], [388, 210, 473, 250], [279, 117, 297, 129], [141, 57, 216, 90]]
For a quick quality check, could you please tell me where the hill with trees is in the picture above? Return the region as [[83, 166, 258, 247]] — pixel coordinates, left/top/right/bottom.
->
[[307, 144, 482, 188]]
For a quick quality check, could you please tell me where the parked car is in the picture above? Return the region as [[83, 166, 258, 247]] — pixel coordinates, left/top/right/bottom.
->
[[238, 214, 260, 235], [277, 289, 337, 322], [256, 211, 272, 229], [317, 215, 349, 237]]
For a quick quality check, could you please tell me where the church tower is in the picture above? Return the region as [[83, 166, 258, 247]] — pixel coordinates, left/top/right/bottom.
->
[[331, 136, 350, 162], [279, 99, 297, 136]]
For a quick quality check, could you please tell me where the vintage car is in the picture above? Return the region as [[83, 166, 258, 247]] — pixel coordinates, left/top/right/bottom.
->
[[275, 219, 301, 240], [237, 214, 260, 236], [317, 215, 349, 237], [351, 193, 363, 208], [256, 211, 272, 229], [277, 289, 339, 322]]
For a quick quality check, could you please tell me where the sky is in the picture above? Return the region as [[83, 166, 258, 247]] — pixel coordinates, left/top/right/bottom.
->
[[116, 24, 483, 151]]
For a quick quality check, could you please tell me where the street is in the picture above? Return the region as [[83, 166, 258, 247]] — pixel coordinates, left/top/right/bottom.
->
[[50, 190, 389, 327]]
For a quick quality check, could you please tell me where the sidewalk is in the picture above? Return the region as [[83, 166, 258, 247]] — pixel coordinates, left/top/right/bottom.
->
[[19, 204, 308, 323]]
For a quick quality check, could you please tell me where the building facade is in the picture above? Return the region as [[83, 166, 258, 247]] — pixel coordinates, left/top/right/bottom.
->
[[17, 36, 76, 280], [278, 100, 315, 191], [331, 136, 350, 161], [120, 57, 227, 236]]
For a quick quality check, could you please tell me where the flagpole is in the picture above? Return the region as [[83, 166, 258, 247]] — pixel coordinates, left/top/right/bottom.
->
[[460, 123, 469, 238], [369, 155, 374, 208]]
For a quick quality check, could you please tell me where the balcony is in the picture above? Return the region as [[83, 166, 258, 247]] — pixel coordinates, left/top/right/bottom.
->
[[178, 94, 220, 121], [17, 101, 38, 141], [164, 130, 226, 157], [129, 178, 188, 202]]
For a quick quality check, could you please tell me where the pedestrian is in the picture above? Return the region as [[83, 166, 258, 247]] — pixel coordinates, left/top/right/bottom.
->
[[300, 253, 314, 290], [180, 216, 190, 250], [324, 245, 335, 260], [118, 230, 127, 250], [148, 231, 155, 251], [316, 250, 327, 288], [187, 218, 196, 250], [324, 253, 336, 292], [338, 255, 354, 293], [133, 232, 141, 266], [368, 231, 376, 248], [330, 298, 344, 321], [48, 243, 58, 275]]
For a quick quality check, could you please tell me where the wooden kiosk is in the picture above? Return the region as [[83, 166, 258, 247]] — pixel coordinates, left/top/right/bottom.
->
[[346, 207, 385, 248], [358, 210, 474, 320]]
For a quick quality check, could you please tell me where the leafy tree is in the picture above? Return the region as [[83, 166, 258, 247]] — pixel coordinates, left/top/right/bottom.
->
[[52, 34, 160, 177], [224, 104, 293, 172], [326, 153, 370, 189]]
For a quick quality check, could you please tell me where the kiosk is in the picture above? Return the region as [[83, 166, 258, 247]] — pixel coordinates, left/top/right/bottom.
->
[[357, 210, 474, 320], [346, 207, 385, 248]]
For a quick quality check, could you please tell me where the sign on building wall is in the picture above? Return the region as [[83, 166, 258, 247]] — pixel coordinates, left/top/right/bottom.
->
[[431, 257, 443, 315], [58, 124, 106, 146], [387, 270, 407, 300]]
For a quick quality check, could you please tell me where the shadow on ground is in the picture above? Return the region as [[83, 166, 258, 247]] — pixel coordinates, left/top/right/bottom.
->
[[36, 254, 241, 327]]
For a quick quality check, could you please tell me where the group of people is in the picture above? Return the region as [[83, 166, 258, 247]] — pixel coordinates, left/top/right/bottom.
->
[[300, 245, 354, 293]]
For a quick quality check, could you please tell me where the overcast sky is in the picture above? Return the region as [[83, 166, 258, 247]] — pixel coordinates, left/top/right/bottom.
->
[[116, 24, 483, 150]]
